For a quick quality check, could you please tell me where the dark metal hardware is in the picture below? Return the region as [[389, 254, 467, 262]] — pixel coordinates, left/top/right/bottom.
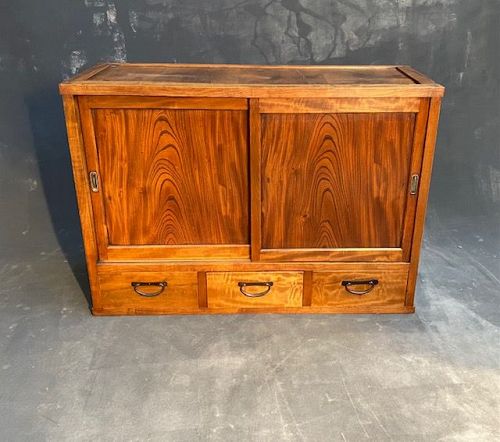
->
[[410, 174, 419, 195], [341, 279, 379, 295], [238, 281, 274, 297], [131, 281, 167, 297], [89, 171, 99, 192]]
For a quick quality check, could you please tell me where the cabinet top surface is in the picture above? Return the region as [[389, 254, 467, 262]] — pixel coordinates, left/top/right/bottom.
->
[[60, 63, 444, 97]]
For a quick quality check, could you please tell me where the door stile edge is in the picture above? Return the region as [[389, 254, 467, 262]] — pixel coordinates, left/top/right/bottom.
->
[[405, 97, 442, 306], [250, 98, 262, 261], [400, 98, 431, 261]]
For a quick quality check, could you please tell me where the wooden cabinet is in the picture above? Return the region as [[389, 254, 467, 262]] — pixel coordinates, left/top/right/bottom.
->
[[60, 63, 444, 315]]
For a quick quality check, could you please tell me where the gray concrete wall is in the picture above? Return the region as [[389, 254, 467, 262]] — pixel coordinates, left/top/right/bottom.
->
[[1, 0, 499, 259]]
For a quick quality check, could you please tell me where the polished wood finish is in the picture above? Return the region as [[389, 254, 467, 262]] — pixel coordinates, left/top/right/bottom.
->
[[406, 97, 443, 306], [249, 98, 262, 262], [302, 271, 313, 307], [312, 264, 408, 309], [60, 63, 445, 98], [197, 271, 208, 309], [261, 110, 415, 252], [60, 63, 444, 315], [79, 96, 249, 260], [87, 64, 417, 85], [84, 96, 248, 110], [259, 97, 421, 113], [106, 245, 250, 261], [96, 269, 199, 314], [97, 261, 407, 273], [259, 248, 403, 262], [62, 96, 101, 306], [207, 272, 303, 310]]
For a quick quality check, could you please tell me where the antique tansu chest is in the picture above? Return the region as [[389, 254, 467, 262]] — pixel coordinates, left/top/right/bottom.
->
[[60, 63, 444, 315]]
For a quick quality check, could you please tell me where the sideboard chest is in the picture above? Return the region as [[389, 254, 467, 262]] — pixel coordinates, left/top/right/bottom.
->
[[60, 63, 444, 315]]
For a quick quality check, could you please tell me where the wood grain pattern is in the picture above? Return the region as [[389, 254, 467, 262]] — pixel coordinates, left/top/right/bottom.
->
[[249, 99, 262, 261], [105, 245, 249, 261], [97, 261, 411, 274], [92, 305, 414, 315], [93, 263, 413, 315], [400, 99, 430, 261], [261, 112, 416, 250], [91, 103, 249, 247], [259, 98, 421, 113], [61, 64, 444, 316], [62, 96, 102, 308], [312, 264, 408, 308], [406, 97, 442, 306], [96, 270, 199, 314], [397, 66, 436, 85], [207, 271, 303, 309], [85, 96, 248, 110], [197, 271, 208, 308], [83, 64, 416, 85], [302, 271, 313, 306], [259, 248, 403, 262], [59, 64, 445, 98]]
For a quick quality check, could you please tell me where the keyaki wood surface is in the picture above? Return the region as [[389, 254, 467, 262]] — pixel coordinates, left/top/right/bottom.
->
[[59, 63, 444, 98], [261, 111, 415, 250], [312, 265, 408, 309], [207, 272, 303, 310], [97, 270, 199, 314], [91, 104, 248, 246], [60, 63, 444, 316]]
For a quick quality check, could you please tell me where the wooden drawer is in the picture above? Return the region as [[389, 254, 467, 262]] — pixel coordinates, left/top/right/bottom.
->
[[95, 268, 199, 314], [312, 265, 409, 310], [207, 272, 303, 310]]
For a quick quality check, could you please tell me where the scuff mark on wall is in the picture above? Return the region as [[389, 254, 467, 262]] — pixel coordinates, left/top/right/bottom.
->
[[62, 50, 88, 79], [81, 0, 127, 66], [104, 3, 127, 62], [129, 10, 139, 33]]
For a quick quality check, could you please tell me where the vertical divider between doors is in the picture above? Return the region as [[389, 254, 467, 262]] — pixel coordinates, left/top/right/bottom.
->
[[249, 99, 262, 261]]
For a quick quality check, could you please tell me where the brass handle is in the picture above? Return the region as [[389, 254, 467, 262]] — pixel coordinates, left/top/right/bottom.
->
[[341, 279, 378, 295], [238, 281, 273, 297], [131, 281, 167, 297]]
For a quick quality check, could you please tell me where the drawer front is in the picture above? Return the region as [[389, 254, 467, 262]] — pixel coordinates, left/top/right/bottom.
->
[[97, 269, 199, 314], [207, 272, 303, 309], [312, 265, 408, 308]]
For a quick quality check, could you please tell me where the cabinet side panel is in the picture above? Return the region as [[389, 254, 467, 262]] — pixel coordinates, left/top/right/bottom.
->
[[261, 112, 415, 249], [61, 95, 100, 310], [406, 97, 442, 306]]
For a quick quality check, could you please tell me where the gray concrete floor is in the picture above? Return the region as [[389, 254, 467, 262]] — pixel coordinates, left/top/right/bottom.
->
[[1, 210, 499, 441]]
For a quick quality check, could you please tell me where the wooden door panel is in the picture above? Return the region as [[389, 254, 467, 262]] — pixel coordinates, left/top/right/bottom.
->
[[261, 112, 415, 250], [93, 107, 248, 246]]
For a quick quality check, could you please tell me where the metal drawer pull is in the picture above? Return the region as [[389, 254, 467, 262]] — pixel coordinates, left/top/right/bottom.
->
[[238, 281, 274, 297], [131, 281, 167, 297], [341, 279, 379, 295]]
